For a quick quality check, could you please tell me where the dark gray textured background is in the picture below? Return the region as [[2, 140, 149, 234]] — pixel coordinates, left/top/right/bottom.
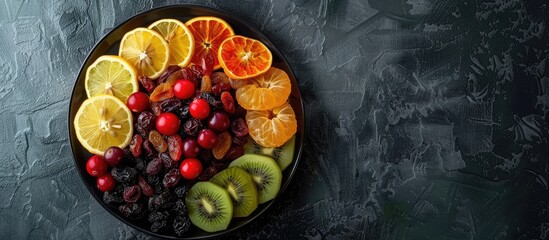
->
[[1, 0, 549, 239]]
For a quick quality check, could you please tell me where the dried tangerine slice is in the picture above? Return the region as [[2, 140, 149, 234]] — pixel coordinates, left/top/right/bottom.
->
[[185, 16, 234, 70], [246, 102, 297, 148], [218, 35, 272, 79], [235, 67, 291, 111]]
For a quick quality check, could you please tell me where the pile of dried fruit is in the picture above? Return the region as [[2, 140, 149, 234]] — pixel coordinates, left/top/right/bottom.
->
[[73, 16, 297, 236]]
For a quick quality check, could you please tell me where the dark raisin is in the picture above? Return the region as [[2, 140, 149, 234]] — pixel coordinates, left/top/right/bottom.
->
[[163, 169, 181, 188], [134, 158, 146, 172], [173, 199, 188, 216], [173, 216, 191, 236], [232, 136, 248, 146], [146, 158, 163, 176], [153, 189, 174, 209], [129, 134, 143, 157], [143, 139, 157, 158], [123, 185, 142, 203], [138, 176, 154, 197], [139, 76, 156, 93], [151, 101, 163, 116], [183, 118, 202, 136], [136, 126, 148, 138], [231, 118, 249, 137], [148, 211, 169, 223], [225, 145, 244, 161], [199, 150, 213, 166], [111, 167, 137, 184], [151, 220, 167, 233], [159, 152, 176, 169], [176, 105, 190, 120], [160, 98, 182, 112], [211, 83, 231, 95], [174, 185, 189, 198], [221, 91, 235, 114], [138, 111, 156, 131], [158, 65, 181, 84], [234, 104, 247, 118], [199, 92, 217, 106], [147, 175, 163, 194], [119, 203, 144, 220], [103, 188, 124, 207], [198, 166, 218, 181], [212, 161, 230, 171]]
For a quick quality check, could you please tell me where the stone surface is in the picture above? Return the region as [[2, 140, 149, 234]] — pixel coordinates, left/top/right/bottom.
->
[[1, 0, 549, 239]]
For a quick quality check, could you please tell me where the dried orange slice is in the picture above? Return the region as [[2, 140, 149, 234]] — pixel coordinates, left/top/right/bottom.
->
[[148, 19, 195, 67], [235, 67, 291, 111], [119, 27, 170, 79], [218, 35, 272, 79], [185, 16, 234, 70], [246, 102, 297, 148]]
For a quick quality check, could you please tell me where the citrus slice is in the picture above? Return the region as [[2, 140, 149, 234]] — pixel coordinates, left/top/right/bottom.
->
[[185, 16, 234, 70], [218, 35, 272, 79], [235, 67, 292, 110], [74, 95, 134, 155], [119, 27, 170, 79], [85, 55, 138, 103], [148, 19, 195, 67], [246, 102, 297, 148]]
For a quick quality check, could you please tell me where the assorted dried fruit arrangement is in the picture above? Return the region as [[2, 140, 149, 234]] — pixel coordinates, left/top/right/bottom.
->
[[73, 16, 297, 236]]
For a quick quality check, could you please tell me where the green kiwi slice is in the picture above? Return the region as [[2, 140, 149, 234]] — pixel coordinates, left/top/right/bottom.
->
[[210, 167, 259, 217], [229, 154, 282, 204], [243, 135, 296, 171], [185, 181, 233, 232]]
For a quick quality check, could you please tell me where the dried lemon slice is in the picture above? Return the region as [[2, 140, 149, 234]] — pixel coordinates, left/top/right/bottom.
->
[[74, 95, 133, 155]]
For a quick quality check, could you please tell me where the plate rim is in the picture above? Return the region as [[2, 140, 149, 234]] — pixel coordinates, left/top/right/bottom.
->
[[67, 3, 305, 239]]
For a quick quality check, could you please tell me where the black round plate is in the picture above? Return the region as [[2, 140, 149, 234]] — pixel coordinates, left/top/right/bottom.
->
[[68, 4, 304, 239]]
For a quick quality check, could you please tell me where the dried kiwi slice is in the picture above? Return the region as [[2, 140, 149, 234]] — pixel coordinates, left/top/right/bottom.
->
[[243, 135, 295, 171], [229, 154, 282, 204], [210, 167, 259, 217], [185, 182, 233, 232]]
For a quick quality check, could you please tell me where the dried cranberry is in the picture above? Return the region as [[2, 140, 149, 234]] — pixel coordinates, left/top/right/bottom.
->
[[231, 118, 249, 137], [142, 139, 156, 158], [137, 111, 156, 131], [232, 136, 248, 146], [129, 134, 143, 157], [211, 83, 231, 95], [221, 92, 235, 114], [151, 101, 163, 116], [163, 169, 181, 188], [159, 152, 177, 169], [183, 118, 202, 136], [123, 185, 142, 203], [138, 176, 154, 197], [200, 51, 215, 76], [197, 166, 218, 181], [158, 65, 181, 84], [160, 98, 182, 113], [139, 76, 156, 93], [225, 145, 244, 161], [146, 158, 163, 176]]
